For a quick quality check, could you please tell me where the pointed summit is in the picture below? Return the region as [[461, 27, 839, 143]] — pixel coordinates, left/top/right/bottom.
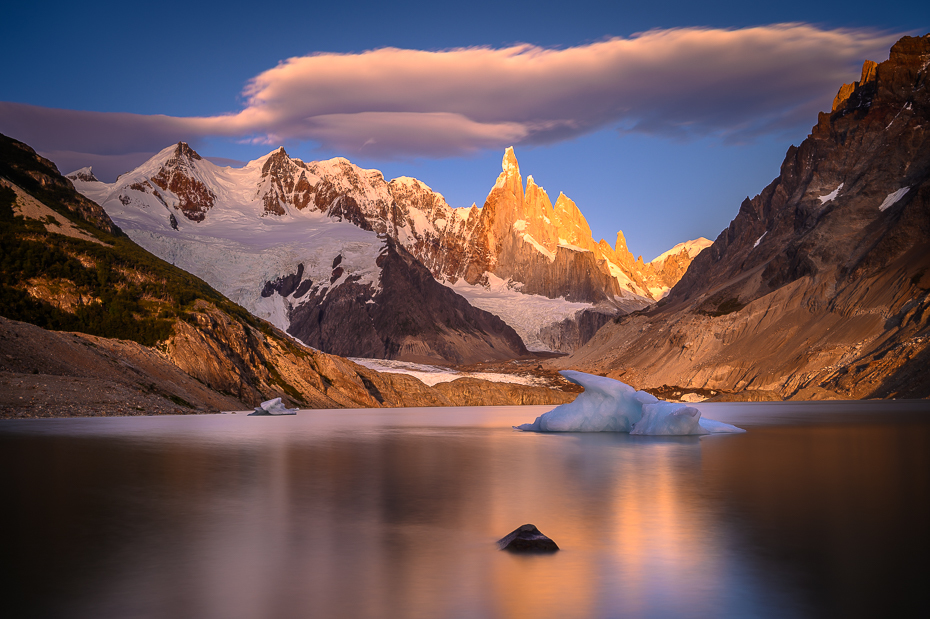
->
[[66, 166, 98, 183], [493, 146, 523, 197], [148, 142, 215, 222], [172, 142, 202, 161]]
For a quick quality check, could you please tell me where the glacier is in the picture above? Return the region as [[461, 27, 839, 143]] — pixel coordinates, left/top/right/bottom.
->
[[514, 371, 744, 435]]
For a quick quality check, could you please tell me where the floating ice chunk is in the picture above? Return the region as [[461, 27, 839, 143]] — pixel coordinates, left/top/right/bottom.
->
[[631, 401, 703, 435], [515, 371, 657, 432], [515, 371, 744, 435], [249, 397, 298, 416]]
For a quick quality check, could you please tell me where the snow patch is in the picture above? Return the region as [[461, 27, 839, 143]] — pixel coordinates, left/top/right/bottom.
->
[[349, 358, 546, 387], [557, 242, 589, 253], [818, 183, 843, 204], [649, 238, 712, 265], [879, 187, 910, 212], [522, 233, 554, 261]]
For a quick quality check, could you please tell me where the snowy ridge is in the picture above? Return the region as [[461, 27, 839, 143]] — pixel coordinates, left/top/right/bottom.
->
[[649, 237, 712, 265]]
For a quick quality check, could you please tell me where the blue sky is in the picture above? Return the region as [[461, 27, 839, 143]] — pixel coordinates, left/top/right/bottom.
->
[[1, 1, 927, 259]]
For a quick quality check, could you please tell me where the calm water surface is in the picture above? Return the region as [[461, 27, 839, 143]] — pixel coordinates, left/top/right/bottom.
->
[[2, 402, 929, 619]]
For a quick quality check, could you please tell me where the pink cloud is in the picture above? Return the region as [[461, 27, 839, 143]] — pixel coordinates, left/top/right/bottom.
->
[[0, 25, 903, 163]]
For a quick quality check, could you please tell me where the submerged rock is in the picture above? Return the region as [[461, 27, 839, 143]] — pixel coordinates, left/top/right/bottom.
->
[[497, 524, 559, 552]]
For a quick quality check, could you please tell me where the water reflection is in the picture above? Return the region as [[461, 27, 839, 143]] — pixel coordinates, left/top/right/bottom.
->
[[1, 405, 928, 618]]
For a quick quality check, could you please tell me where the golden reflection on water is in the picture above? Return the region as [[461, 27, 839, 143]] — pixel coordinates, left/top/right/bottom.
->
[[2, 409, 928, 618]]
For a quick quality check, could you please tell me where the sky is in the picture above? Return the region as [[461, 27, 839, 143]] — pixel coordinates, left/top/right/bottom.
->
[[1, 1, 927, 260]]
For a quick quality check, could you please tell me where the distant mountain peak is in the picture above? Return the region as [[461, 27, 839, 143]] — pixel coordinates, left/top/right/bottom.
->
[[66, 166, 98, 183], [172, 141, 202, 161]]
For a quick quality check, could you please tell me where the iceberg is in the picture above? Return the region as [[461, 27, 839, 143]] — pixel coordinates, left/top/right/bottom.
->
[[515, 371, 744, 435], [248, 397, 298, 416]]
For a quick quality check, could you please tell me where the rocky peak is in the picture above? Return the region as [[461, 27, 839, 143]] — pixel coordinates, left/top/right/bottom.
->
[[66, 166, 98, 183], [832, 59, 879, 112], [493, 146, 524, 200], [258, 147, 318, 215], [260, 147, 291, 176], [150, 142, 215, 222], [172, 141, 202, 162], [552, 193, 593, 248]]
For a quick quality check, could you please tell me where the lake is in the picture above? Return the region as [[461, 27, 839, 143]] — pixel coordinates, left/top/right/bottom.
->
[[2, 401, 929, 618]]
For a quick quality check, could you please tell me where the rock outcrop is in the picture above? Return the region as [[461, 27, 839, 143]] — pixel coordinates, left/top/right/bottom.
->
[[497, 524, 559, 552], [561, 35, 930, 400]]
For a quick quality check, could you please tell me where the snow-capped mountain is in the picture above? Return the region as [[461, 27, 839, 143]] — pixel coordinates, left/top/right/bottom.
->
[[71, 144, 707, 356]]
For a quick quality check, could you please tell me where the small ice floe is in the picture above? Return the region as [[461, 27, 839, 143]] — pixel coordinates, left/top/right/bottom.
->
[[248, 397, 298, 416], [514, 371, 744, 435]]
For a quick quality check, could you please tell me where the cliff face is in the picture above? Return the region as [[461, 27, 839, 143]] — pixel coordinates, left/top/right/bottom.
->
[[562, 35, 930, 400]]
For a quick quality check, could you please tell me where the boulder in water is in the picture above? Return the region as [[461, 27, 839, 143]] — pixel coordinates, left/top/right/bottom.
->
[[497, 524, 559, 552]]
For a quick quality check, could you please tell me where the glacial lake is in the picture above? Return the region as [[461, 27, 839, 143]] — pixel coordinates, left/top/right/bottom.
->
[[2, 401, 929, 619]]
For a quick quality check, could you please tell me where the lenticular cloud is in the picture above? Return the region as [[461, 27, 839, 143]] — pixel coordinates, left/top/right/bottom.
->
[[514, 371, 744, 435], [0, 25, 902, 162], [207, 24, 902, 154]]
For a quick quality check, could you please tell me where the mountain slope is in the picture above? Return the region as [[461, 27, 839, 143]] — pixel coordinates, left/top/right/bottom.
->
[[560, 35, 930, 399]]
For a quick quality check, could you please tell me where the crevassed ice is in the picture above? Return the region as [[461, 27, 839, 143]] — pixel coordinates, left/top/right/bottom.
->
[[514, 371, 744, 435]]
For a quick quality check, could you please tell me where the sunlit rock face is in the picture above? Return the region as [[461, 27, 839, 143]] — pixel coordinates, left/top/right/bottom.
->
[[562, 35, 930, 400], [149, 143, 216, 222]]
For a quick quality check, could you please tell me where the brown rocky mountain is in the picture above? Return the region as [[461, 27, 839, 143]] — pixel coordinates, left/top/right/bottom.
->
[[0, 132, 575, 417], [560, 35, 930, 400]]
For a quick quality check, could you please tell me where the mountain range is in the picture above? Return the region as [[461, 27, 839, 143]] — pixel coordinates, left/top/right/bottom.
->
[[69, 144, 706, 360]]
